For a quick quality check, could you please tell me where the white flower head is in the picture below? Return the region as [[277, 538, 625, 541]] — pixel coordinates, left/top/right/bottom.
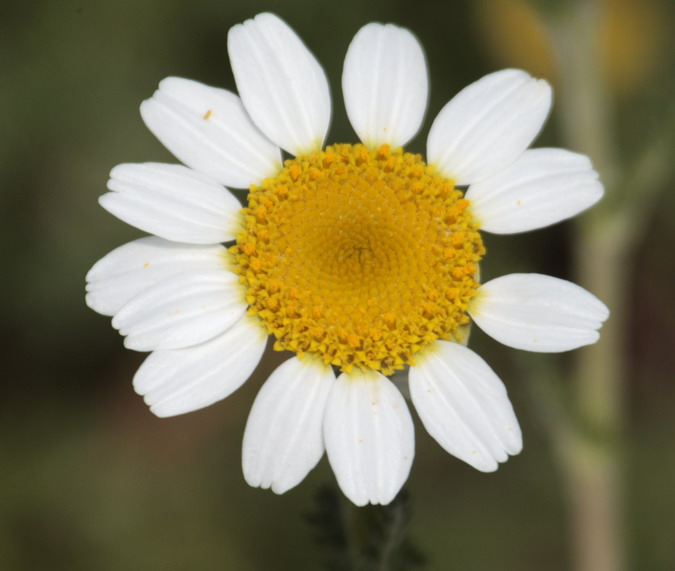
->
[[86, 13, 608, 506]]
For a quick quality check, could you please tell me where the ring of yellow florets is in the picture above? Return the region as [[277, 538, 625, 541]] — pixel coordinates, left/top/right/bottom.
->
[[231, 143, 484, 375]]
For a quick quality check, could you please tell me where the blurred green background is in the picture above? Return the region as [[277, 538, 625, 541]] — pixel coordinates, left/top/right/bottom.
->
[[1, 0, 674, 569]]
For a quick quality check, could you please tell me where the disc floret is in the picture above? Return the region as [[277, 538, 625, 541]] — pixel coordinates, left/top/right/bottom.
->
[[232, 143, 484, 374]]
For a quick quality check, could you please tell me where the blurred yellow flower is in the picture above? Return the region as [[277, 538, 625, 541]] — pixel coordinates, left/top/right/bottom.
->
[[473, 0, 669, 96]]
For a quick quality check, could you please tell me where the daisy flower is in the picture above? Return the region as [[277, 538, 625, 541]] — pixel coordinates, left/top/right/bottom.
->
[[86, 13, 609, 506]]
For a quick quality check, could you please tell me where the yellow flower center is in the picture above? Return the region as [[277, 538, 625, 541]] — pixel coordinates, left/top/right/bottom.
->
[[232, 143, 484, 375]]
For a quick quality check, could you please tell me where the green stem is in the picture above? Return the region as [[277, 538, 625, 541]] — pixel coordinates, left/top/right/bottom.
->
[[545, 1, 627, 570], [565, 218, 629, 571]]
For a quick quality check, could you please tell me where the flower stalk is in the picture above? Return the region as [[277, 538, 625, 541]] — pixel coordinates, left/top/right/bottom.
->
[[542, 1, 646, 570]]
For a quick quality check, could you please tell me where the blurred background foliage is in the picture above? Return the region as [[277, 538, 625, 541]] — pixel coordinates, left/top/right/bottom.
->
[[1, 0, 674, 569]]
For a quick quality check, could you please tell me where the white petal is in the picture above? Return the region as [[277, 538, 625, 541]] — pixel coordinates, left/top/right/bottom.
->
[[100, 163, 242, 244], [228, 13, 331, 156], [243, 357, 335, 494], [470, 273, 610, 352], [323, 370, 414, 506], [427, 69, 552, 185], [342, 23, 428, 148], [140, 77, 281, 188], [466, 148, 604, 234], [134, 315, 267, 417], [409, 341, 521, 472], [85, 237, 227, 316], [112, 269, 246, 351]]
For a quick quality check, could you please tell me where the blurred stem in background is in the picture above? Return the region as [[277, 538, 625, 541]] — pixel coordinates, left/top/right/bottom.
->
[[550, 2, 626, 570], [532, 0, 672, 570]]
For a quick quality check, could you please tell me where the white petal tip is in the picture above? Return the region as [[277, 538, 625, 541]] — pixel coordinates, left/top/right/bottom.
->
[[148, 404, 177, 418], [140, 78, 281, 188], [270, 481, 293, 495], [471, 274, 609, 352], [242, 472, 296, 495], [473, 458, 499, 473], [428, 69, 553, 184], [343, 22, 428, 148], [228, 12, 331, 156], [410, 342, 522, 471], [133, 316, 265, 417], [242, 356, 334, 496], [466, 148, 605, 234], [324, 371, 414, 508]]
